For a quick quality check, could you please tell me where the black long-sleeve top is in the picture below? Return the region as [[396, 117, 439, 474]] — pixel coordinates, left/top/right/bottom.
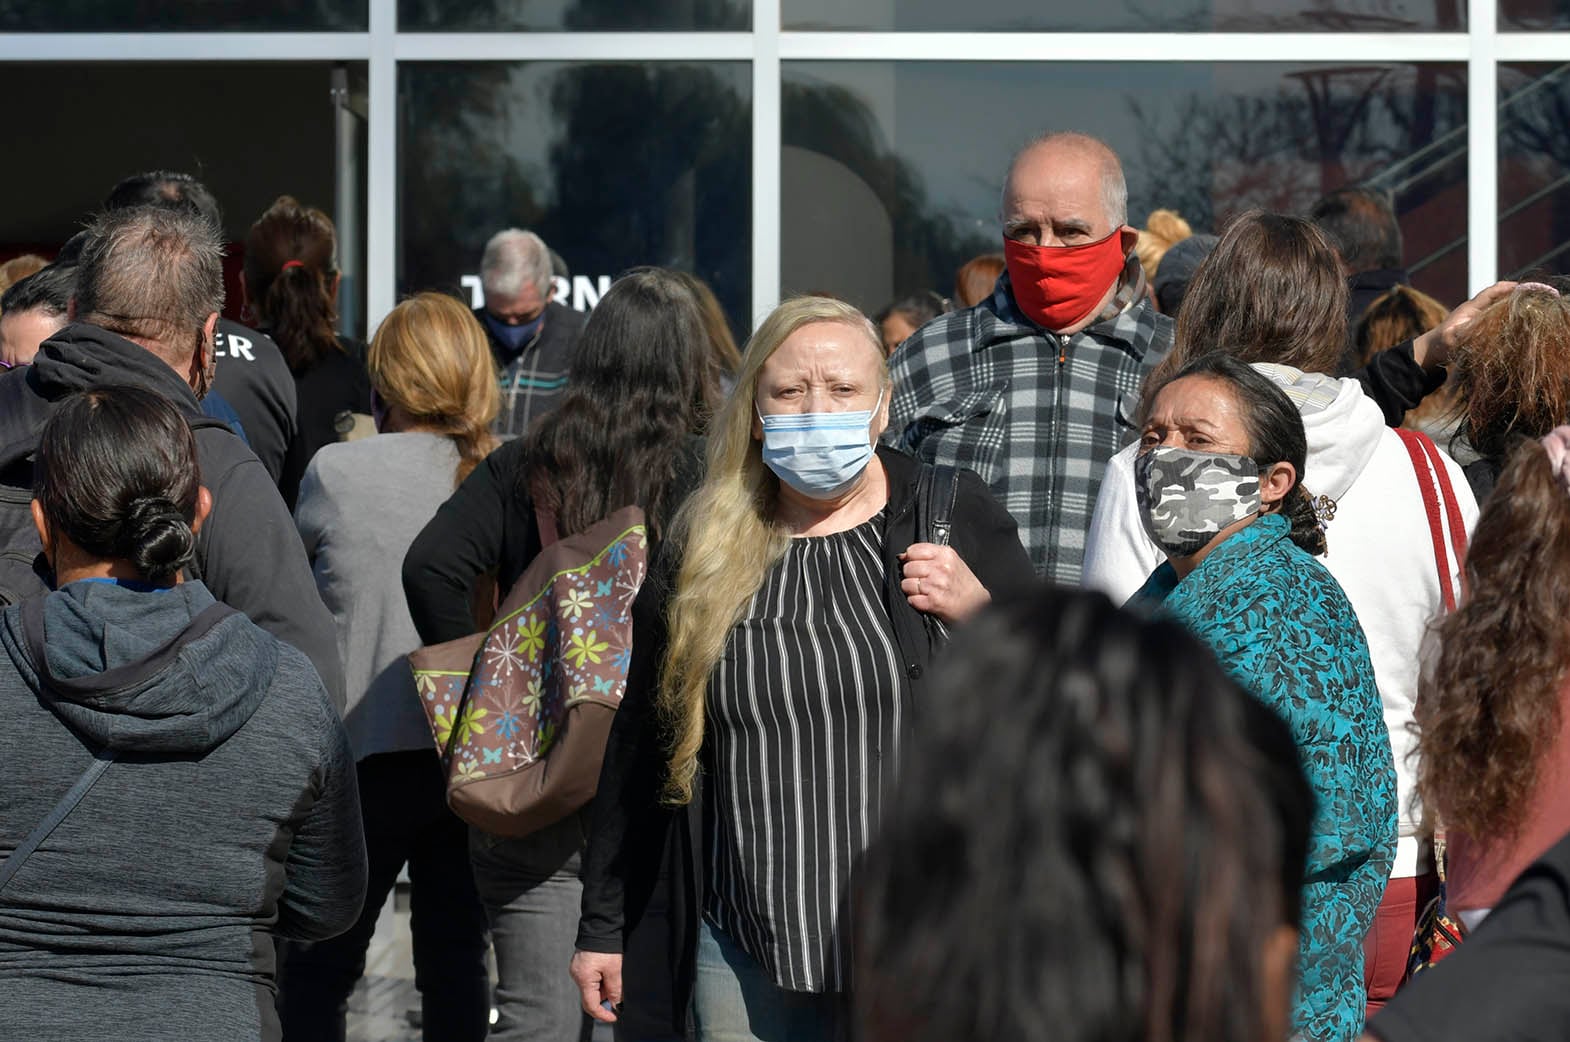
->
[[1355, 340, 1447, 428]]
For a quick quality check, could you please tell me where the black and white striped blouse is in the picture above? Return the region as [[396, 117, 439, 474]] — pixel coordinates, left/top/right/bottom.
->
[[703, 509, 907, 993]]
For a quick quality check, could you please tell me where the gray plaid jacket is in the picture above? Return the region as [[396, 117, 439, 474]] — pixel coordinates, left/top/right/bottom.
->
[[884, 267, 1173, 584]]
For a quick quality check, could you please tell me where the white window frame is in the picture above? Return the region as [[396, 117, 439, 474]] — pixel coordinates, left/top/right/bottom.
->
[[0, 0, 1556, 331]]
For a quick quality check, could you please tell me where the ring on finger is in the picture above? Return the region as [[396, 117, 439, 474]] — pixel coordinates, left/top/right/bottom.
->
[[917, 577, 924, 595]]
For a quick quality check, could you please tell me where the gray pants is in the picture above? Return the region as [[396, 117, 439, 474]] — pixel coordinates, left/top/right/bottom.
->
[[470, 812, 594, 1042]]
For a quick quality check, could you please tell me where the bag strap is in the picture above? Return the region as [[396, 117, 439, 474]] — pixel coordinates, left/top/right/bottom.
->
[[915, 464, 960, 548], [0, 747, 114, 896], [1395, 429, 1466, 612]]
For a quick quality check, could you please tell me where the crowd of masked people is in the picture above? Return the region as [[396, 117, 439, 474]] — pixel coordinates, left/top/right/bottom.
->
[[1, 139, 1569, 1042]]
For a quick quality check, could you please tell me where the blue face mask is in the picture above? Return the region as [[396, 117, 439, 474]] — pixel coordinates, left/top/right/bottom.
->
[[757, 389, 885, 500], [482, 308, 546, 354]]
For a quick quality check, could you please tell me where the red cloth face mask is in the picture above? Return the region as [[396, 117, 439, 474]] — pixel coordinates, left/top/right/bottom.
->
[[1003, 230, 1128, 332]]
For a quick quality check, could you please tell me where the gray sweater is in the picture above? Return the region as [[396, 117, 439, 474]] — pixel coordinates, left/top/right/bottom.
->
[[0, 581, 367, 1042], [295, 432, 466, 760]]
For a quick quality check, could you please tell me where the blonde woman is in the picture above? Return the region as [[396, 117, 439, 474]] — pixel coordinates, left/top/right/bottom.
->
[[280, 291, 499, 1041], [570, 296, 1031, 1041]]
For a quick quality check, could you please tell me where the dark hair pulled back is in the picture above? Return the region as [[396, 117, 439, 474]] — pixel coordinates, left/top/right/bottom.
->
[[243, 195, 340, 374], [1163, 353, 1327, 556], [34, 386, 202, 585]]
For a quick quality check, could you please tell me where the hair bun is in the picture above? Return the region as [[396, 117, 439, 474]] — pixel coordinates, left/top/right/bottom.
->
[[124, 496, 196, 581]]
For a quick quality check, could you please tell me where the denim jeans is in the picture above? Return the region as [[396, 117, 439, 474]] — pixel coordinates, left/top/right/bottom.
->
[[277, 750, 491, 1042], [690, 918, 851, 1042], [470, 810, 594, 1042]]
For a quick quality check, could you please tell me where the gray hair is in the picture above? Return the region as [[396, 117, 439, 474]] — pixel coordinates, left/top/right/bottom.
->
[[1002, 131, 1129, 230], [75, 206, 224, 357], [480, 228, 553, 300]]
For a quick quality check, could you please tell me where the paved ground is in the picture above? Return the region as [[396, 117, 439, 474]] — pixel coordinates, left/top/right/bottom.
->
[[346, 886, 614, 1042]]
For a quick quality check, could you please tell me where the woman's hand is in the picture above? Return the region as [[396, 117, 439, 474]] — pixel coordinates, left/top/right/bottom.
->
[[900, 543, 990, 624], [570, 950, 623, 1023], [1412, 280, 1517, 369]]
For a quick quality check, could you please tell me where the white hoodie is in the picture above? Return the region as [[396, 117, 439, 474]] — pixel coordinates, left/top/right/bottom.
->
[[1082, 365, 1478, 877]]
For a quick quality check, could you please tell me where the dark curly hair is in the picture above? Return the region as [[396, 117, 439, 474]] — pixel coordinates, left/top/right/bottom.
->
[[519, 267, 715, 539], [1415, 436, 1570, 841], [857, 589, 1313, 1042]]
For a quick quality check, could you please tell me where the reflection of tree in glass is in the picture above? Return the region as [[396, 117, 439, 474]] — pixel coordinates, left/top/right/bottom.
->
[[782, 82, 992, 303], [537, 63, 750, 334], [1499, 0, 1570, 30], [563, 0, 746, 29], [399, 61, 751, 336], [399, 64, 547, 304], [399, 0, 746, 31], [1498, 64, 1570, 276], [0, 0, 363, 29], [1126, 65, 1465, 235]]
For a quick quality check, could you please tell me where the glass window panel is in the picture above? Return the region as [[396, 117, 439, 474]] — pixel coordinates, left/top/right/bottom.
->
[[0, 0, 366, 31], [0, 62, 356, 326], [1499, 64, 1570, 279], [1499, 1, 1570, 29], [781, 61, 1468, 317], [783, 0, 1463, 32], [399, 61, 751, 338], [399, 0, 748, 31]]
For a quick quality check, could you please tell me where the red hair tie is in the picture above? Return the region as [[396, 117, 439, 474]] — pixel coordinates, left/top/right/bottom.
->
[[280, 259, 306, 271]]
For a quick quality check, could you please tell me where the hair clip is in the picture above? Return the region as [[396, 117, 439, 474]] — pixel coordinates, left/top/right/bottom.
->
[[1311, 494, 1338, 528]]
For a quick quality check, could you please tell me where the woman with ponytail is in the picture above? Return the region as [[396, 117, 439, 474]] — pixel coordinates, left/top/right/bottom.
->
[[1129, 352, 1397, 1042], [0, 385, 365, 1041], [243, 194, 372, 509], [280, 291, 500, 1040]]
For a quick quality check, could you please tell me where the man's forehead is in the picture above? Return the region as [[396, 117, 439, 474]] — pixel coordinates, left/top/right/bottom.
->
[[1008, 165, 1112, 216]]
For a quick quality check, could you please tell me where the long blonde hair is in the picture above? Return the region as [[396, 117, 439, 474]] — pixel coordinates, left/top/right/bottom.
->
[[367, 291, 500, 485], [657, 296, 887, 805]]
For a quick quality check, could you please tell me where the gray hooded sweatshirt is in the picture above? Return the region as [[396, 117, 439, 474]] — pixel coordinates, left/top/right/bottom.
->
[[0, 581, 366, 1041]]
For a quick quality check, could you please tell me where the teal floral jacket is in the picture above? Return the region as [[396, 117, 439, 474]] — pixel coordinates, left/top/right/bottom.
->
[[1133, 513, 1397, 1042]]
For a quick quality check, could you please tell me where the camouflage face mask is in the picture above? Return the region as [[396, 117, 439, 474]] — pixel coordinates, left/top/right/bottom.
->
[[1134, 445, 1261, 558]]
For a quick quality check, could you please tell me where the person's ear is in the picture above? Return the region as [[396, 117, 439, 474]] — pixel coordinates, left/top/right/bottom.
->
[[331, 271, 342, 305], [1259, 460, 1297, 510], [1118, 225, 1139, 255], [191, 486, 213, 535], [1261, 925, 1300, 1042], [30, 499, 51, 560]]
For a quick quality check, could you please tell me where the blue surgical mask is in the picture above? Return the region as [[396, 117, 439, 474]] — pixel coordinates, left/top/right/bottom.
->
[[757, 390, 885, 499], [482, 309, 546, 355]]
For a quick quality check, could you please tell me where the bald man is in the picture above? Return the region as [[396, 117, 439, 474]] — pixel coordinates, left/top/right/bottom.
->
[[885, 132, 1173, 583]]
